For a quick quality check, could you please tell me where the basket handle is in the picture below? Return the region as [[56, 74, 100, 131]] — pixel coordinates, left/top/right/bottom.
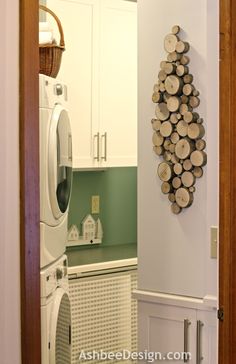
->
[[39, 5, 65, 48]]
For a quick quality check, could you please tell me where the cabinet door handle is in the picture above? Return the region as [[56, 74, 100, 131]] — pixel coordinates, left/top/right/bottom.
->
[[94, 132, 100, 161], [184, 319, 191, 363], [101, 132, 107, 161], [196, 320, 204, 364]]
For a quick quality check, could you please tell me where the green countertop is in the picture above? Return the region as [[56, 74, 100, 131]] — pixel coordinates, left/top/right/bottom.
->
[[66, 243, 137, 267]]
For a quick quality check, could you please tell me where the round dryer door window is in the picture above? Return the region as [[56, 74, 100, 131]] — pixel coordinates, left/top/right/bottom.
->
[[50, 288, 71, 364], [48, 104, 73, 220]]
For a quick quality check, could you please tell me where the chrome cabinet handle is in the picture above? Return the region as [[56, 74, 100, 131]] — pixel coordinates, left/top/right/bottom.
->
[[94, 132, 100, 161], [196, 320, 204, 364], [101, 132, 107, 161], [68, 133, 72, 161], [184, 319, 191, 363]]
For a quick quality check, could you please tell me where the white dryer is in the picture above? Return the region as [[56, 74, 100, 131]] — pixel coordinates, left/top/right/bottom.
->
[[41, 254, 71, 364], [39, 74, 73, 268]]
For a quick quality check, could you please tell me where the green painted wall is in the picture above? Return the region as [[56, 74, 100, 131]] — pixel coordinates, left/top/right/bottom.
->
[[68, 167, 137, 246]]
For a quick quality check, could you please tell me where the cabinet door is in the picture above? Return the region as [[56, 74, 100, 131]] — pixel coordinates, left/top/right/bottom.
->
[[196, 310, 217, 364], [99, 0, 137, 167], [138, 301, 196, 363], [47, 0, 100, 169]]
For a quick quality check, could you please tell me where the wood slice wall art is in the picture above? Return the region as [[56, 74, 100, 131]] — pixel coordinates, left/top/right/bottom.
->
[[151, 26, 207, 214]]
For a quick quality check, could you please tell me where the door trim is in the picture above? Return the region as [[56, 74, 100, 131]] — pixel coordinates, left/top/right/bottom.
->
[[20, 1, 41, 363]]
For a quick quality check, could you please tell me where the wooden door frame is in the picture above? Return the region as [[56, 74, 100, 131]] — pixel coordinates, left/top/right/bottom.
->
[[19, 0, 234, 363]]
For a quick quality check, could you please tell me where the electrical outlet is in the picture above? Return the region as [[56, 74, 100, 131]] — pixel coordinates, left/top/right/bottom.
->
[[210, 226, 218, 259], [91, 195, 100, 214]]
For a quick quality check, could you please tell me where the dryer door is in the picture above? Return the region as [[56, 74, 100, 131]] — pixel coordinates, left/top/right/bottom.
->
[[49, 288, 71, 364], [48, 104, 73, 220]]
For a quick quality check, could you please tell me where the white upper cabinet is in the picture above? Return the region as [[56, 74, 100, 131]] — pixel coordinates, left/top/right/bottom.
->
[[47, 0, 137, 169], [99, 0, 137, 167]]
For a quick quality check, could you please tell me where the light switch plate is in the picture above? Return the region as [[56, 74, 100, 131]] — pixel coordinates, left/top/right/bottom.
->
[[210, 226, 218, 259], [91, 195, 100, 214]]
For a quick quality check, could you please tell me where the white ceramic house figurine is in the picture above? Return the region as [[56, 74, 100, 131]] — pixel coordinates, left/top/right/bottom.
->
[[96, 218, 103, 239], [81, 214, 96, 241], [68, 224, 80, 241]]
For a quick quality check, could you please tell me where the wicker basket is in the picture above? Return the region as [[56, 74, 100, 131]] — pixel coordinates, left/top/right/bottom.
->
[[39, 5, 65, 78]]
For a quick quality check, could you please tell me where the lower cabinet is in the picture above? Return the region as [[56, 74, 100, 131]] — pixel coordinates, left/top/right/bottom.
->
[[137, 297, 217, 363]]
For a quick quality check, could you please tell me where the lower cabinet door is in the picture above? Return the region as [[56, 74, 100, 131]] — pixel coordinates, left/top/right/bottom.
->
[[138, 301, 197, 363], [196, 310, 217, 364]]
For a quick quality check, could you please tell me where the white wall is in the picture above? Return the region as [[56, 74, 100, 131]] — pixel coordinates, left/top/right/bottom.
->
[[0, 1, 21, 363], [138, 0, 219, 299]]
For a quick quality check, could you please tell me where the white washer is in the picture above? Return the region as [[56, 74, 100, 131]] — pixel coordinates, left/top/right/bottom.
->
[[41, 255, 71, 364], [40, 74, 73, 268]]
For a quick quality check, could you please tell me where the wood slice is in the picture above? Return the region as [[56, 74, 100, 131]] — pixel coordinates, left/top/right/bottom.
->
[[161, 181, 172, 194], [165, 75, 183, 95], [173, 162, 183, 175], [175, 187, 193, 208], [170, 131, 180, 144], [171, 202, 182, 214], [164, 62, 176, 75], [183, 74, 193, 84], [175, 139, 193, 159], [151, 118, 161, 131], [193, 89, 200, 97], [159, 82, 166, 92], [197, 118, 204, 124], [152, 131, 164, 146], [183, 83, 194, 96], [160, 120, 173, 137], [181, 95, 189, 104], [188, 123, 205, 140], [180, 55, 190, 65], [193, 166, 203, 178], [176, 120, 188, 137], [179, 104, 189, 115], [167, 53, 173, 62], [155, 103, 170, 121], [167, 96, 181, 112], [163, 150, 172, 162], [183, 159, 193, 171], [195, 139, 206, 151], [169, 51, 181, 62], [153, 145, 164, 156], [152, 92, 162, 103], [176, 65, 188, 77], [158, 70, 167, 82], [153, 83, 160, 92], [164, 139, 171, 150], [160, 61, 167, 70], [172, 25, 180, 34], [157, 162, 173, 182], [189, 96, 200, 108], [163, 92, 171, 103], [189, 186, 196, 193], [170, 113, 179, 124], [172, 176, 182, 189], [168, 193, 176, 203], [164, 34, 179, 53], [169, 143, 176, 154], [183, 111, 198, 124], [175, 41, 190, 53], [190, 150, 207, 167], [171, 153, 179, 164], [181, 171, 196, 187]]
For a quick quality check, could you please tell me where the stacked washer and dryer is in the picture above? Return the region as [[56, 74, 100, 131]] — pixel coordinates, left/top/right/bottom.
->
[[39, 74, 73, 364]]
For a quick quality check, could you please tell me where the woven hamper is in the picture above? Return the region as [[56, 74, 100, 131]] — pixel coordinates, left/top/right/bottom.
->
[[39, 5, 65, 78]]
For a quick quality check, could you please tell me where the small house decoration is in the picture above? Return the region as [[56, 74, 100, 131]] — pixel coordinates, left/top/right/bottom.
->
[[81, 214, 96, 241], [151, 25, 207, 214], [96, 218, 103, 240], [68, 224, 80, 241]]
